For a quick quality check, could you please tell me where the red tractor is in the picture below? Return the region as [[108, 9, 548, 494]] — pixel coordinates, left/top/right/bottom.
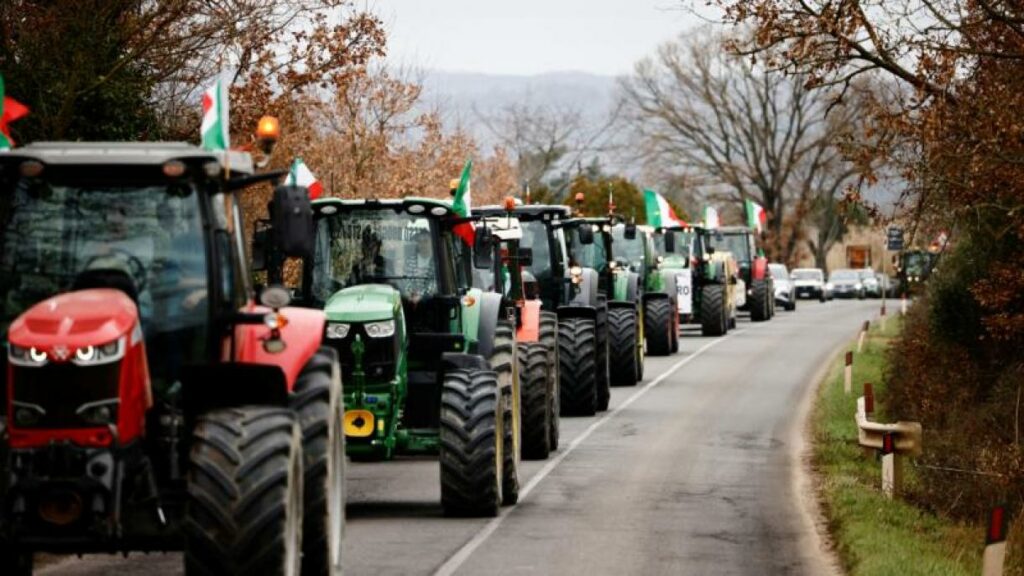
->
[[0, 142, 344, 575]]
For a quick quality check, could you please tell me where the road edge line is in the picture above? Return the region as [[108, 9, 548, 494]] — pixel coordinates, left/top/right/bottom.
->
[[432, 330, 743, 576]]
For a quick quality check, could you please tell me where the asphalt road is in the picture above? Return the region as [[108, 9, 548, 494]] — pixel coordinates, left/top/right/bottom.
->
[[40, 298, 881, 576]]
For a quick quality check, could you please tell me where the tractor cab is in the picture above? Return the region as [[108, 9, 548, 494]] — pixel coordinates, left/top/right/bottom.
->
[[707, 226, 773, 321]]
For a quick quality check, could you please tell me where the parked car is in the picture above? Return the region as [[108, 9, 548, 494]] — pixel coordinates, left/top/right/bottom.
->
[[858, 268, 882, 298], [768, 263, 796, 311], [830, 268, 866, 299], [791, 268, 828, 302]]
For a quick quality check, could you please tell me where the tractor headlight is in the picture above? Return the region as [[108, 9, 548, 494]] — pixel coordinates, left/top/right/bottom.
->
[[76, 399, 119, 426], [72, 338, 125, 366], [364, 320, 396, 338], [326, 323, 350, 339], [855, 283, 863, 290], [13, 402, 45, 426], [8, 344, 48, 367]]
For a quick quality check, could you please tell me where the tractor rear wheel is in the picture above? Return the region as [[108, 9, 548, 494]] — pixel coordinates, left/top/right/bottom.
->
[[700, 285, 727, 337], [490, 320, 519, 506], [440, 369, 502, 517], [644, 298, 673, 356], [185, 408, 303, 576], [595, 303, 610, 411], [608, 307, 639, 386], [750, 280, 769, 322], [290, 348, 345, 576], [518, 342, 551, 460], [558, 317, 598, 416], [539, 311, 559, 451]]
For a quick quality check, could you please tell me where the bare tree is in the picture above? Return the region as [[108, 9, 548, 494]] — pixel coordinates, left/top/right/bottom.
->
[[619, 26, 864, 262]]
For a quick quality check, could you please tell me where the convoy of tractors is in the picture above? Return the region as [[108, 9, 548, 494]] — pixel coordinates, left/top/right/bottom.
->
[[0, 130, 800, 574]]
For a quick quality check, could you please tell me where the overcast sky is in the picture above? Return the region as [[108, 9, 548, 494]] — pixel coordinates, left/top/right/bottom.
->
[[379, 1, 709, 76]]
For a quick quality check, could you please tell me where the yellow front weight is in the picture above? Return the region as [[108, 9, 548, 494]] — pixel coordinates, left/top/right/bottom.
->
[[344, 410, 375, 438]]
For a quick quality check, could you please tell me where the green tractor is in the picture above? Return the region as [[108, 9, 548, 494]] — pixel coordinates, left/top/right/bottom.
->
[[653, 225, 740, 336], [296, 198, 521, 517], [472, 212, 559, 459], [707, 226, 774, 322], [564, 216, 644, 392], [895, 248, 937, 296], [612, 223, 679, 356]]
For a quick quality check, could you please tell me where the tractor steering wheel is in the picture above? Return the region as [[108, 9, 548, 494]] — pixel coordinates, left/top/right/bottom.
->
[[82, 248, 149, 294]]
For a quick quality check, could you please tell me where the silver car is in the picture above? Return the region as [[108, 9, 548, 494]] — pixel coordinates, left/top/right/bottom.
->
[[830, 269, 866, 299], [768, 263, 796, 311]]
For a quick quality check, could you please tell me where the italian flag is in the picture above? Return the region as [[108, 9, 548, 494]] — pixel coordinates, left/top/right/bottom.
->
[[286, 158, 323, 199], [0, 75, 29, 150], [451, 159, 474, 245], [745, 198, 766, 233], [644, 189, 687, 228], [200, 79, 230, 151], [702, 206, 720, 229]]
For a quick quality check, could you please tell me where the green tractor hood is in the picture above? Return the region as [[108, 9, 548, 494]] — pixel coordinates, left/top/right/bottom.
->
[[324, 284, 401, 323]]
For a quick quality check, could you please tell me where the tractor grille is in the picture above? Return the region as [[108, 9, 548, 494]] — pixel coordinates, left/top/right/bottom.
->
[[11, 363, 120, 429], [329, 325, 399, 383]]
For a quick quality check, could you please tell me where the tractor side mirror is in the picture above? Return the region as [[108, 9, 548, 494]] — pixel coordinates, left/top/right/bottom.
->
[[251, 225, 269, 271], [706, 245, 716, 255], [577, 225, 595, 245], [271, 185, 313, 258], [517, 247, 533, 267], [663, 232, 676, 253], [474, 228, 494, 269], [624, 223, 637, 240]]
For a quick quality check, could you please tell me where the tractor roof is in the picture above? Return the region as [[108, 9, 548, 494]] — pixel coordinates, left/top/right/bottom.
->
[[716, 225, 754, 235], [476, 204, 570, 220], [312, 196, 455, 218], [476, 215, 523, 241], [0, 142, 255, 174]]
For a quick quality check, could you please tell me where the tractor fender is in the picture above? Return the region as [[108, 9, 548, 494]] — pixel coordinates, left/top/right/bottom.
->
[[568, 267, 599, 307], [516, 299, 542, 343], [441, 352, 491, 373], [234, 305, 327, 392], [474, 290, 506, 360], [752, 257, 769, 281]]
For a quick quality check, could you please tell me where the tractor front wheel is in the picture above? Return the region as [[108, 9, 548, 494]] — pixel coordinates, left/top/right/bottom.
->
[[539, 311, 560, 451], [559, 317, 598, 416], [644, 298, 673, 356], [490, 320, 520, 506], [440, 369, 502, 517], [185, 408, 303, 576], [700, 285, 727, 337], [595, 303, 611, 411], [750, 280, 770, 322], [290, 348, 345, 576], [608, 307, 639, 387], [518, 342, 552, 460]]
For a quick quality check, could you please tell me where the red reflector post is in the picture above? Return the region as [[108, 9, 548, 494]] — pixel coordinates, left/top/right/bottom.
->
[[864, 383, 874, 415], [988, 505, 1008, 544], [845, 351, 853, 366]]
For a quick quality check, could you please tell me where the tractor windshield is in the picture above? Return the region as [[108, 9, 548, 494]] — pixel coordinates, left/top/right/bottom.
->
[[653, 229, 691, 267], [903, 252, 932, 277], [567, 224, 608, 273], [707, 231, 751, 263], [612, 227, 645, 273], [310, 209, 439, 304], [0, 177, 208, 340], [520, 220, 554, 281]]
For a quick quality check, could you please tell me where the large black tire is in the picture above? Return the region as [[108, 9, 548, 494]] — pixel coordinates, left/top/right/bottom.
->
[[670, 302, 679, 353], [595, 303, 610, 411], [290, 348, 345, 576], [490, 320, 519, 506], [785, 296, 796, 311], [644, 298, 673, 356], [750, 279, 770, 322], [185, 408, 303, 576], [440, 369, 502, 517], [539, 311, 560, 451], [558, 317, 598, 416], [608, 307, 639, 387], [518, 342, 551, 460], [700, 284, 727, 337]]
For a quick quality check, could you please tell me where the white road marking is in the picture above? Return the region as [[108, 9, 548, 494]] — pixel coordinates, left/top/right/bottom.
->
[[432, 330, 744, 576]]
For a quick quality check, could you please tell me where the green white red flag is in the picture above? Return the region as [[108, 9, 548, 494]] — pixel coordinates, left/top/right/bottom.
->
[[451, 159, 474, 245], [0, 74, 29, 150], [286, 158, 323, 199], [745, 198, 766, 233], [644, 189, 687, 228], [200, 79, 230, 151], [702, 206, 719, 229]]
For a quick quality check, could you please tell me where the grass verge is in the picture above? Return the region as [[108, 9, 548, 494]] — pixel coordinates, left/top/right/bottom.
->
[[812, 314, 987, 576]]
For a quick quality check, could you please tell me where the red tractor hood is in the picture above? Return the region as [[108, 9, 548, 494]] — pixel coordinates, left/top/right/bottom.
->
[[8, 289, 137, 356]]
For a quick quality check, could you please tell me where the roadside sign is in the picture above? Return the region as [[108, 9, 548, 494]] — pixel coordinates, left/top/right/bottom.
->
[[886, 227, 904, 251]]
